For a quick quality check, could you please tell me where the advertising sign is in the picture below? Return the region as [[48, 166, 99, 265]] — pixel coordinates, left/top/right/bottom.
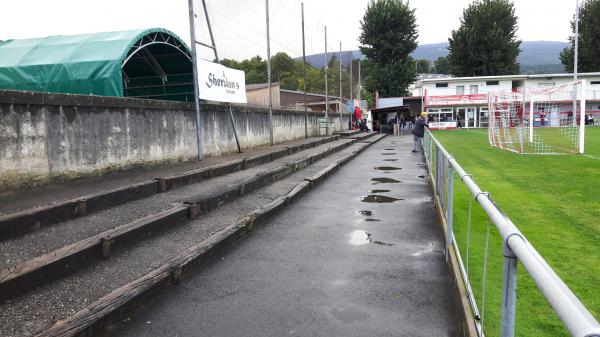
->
[[196, 57, 247, 103], [428, 94, 487, 106]]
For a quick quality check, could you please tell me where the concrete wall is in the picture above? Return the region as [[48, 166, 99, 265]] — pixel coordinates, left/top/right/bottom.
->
[[0, 90, 350, 189]]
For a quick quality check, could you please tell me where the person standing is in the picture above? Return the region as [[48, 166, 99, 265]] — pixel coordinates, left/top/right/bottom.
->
[[399, 115, 406, 134], [411, 112, 429, 153]]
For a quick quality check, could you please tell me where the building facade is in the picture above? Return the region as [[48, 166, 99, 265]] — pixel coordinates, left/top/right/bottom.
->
[[414, 72, 600, 129]]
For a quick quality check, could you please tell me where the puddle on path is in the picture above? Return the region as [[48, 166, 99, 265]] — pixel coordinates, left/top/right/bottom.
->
[[364, 218, 381, 222], [356, 210, 373, 216], [418, 175, 426, 178], [375, 166, 402, 171], [349, 230, 394, 246], [331, 307, 369, 323], [361, 195, 403, 203], [384, 148, 395, 151], [369, 189, 390, 193], [383, 159, 398, 162], [371, 177, 402, 184], [381, 153, 397, 156], [411, 242, 439, 257]]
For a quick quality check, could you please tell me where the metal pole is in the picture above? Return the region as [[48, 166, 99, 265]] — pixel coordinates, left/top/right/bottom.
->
[[339, 42, 343, 132], [446, 164, 454, 259], [358, 59, 361, 101], [574, 0, 579, 81], [573, 0, 579, 126], [229, 106, 242, 153], [266, 0, 273, 145], [579, 79, 586, 153], [529, 91, 534, 143], [301, 3, 308, 139], [188, 0, 203, 160], [201, 0, 219, 62], [500, 244, 518, 337], [324, 26, 329, 135], [349, 55, 353, 99], [349, 54, 353, 129]]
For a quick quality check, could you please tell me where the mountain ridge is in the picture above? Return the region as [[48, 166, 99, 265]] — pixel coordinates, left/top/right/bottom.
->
[[300, 41, 569, 74]]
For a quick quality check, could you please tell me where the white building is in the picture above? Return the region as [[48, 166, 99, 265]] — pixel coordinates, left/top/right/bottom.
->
[[413, 72, 600, 128]]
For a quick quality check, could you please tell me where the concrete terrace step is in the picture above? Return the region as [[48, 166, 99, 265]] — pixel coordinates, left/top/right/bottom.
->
[[0, 135, 341, 240], [0, 134, 385, 337], [0, 135, 375, 295], [337, 129, 364, 137]]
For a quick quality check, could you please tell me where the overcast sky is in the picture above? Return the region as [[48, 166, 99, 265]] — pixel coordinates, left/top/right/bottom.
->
[[0, 0, 577, 60]]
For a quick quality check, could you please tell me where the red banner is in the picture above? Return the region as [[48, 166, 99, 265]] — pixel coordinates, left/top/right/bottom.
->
[[428, 94, 487, 106]]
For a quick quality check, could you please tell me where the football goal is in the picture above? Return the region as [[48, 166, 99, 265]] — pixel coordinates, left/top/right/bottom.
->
[[488, 80, 587, 154]]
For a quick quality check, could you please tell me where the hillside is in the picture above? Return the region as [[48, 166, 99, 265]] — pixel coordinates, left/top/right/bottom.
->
[[301, 41, 569, 74]]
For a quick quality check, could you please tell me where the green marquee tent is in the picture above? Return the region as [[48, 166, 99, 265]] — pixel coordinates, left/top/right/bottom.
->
[[0, 28, 194, 101]]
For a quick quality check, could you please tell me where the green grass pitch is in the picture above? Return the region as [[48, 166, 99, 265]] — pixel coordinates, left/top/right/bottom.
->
[[432, 127, 600, 337]]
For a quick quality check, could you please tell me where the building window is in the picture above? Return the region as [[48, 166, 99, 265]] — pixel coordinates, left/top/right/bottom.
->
[[591, 81, 600, 85], [486, 80, 499, 86], [436, 83, 448, 88], [456, 85, 464, 95], [427, 108, 454, 122], [470, 85, 478, 94]]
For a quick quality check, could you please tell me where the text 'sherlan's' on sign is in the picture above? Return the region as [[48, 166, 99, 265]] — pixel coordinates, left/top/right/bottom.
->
[[196, 58, 247, 104]]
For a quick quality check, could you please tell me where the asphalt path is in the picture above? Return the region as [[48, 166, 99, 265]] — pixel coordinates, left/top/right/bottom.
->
[[116, 134, 460, 337]]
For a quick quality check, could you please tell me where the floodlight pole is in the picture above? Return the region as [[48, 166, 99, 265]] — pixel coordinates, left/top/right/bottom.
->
[[573, 0, 580, 126], [358, 59, 361, 101], [349, 55, 353, 99], [324, 26, 329, 135], [301, 3, 308, 139], [339, 42, 343, 131], [266, 0, 273, 146], [188, 0, 203, 160]]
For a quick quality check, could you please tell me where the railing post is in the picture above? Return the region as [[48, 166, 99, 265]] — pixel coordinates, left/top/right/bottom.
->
[[446, 163, 454, 258], [501, 241, 518, 337]]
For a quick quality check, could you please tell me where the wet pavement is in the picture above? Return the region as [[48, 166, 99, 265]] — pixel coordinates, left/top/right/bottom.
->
[[116, 134, 460, 337]]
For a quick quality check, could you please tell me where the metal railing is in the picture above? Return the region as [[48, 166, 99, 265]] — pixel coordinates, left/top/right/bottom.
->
[[423, 129, 600, 337]]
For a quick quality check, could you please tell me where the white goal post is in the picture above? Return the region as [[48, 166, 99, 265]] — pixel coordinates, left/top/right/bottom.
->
[[488, 80, 586, 154]]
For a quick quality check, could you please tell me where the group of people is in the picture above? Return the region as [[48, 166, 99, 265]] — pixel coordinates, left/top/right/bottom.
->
[[353, 105, 370, 132], [385, 112, 428, 152], [387, 115, 414, 135], [585, 114, 596, 126]]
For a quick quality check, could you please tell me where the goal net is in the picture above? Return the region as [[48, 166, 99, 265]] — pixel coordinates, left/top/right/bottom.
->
[[488, 80, 586, 154]]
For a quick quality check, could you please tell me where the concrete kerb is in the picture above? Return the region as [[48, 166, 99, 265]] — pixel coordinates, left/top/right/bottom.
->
[[0, 137, 356, 301], [35, 134, 385, 337], [0, 136, 342, 240]]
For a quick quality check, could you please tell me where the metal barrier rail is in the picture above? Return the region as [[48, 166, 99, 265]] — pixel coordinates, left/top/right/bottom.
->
[[423, 129, 600, 337]]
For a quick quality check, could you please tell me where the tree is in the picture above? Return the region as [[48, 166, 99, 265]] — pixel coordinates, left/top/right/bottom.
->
[[221, 56, 268, 84], [271, 52, 296, 83], [416, 59, 431, 74], [359, 0, 418, 97], [448, 0, 521, 76], [433, 56, 450, 74], [560, 0, 600, 72]]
